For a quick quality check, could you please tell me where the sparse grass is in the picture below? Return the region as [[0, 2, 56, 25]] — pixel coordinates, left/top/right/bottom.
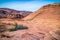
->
[[9, 23, 28, 32]]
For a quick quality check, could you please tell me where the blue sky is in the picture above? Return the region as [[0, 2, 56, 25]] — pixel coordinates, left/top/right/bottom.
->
[[0, 0, 60, 11]]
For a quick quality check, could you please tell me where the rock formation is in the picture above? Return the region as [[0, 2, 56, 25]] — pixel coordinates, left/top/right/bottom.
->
[[0, 8, 32, 19], [22, 3, 60, 32], [22, 3, 60, 40], [22, 3, 60, 20]]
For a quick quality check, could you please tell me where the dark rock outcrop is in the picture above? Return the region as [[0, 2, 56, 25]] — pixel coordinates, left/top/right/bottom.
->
[[0, 8, 32, 19]]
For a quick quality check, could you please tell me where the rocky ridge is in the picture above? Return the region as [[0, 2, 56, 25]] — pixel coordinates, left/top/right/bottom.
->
[[0, 8, 32, 19]]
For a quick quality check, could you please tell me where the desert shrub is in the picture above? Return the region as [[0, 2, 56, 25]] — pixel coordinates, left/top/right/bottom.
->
[[9, 23, 28, 32]]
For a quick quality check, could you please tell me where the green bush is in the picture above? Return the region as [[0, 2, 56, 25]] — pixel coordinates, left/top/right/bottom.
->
[[9, 23, 28, 32]]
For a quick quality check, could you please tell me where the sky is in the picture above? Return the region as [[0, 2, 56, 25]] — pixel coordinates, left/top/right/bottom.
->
[[0, 0, 60, 11]]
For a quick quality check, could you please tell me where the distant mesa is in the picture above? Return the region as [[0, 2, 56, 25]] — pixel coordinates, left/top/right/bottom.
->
[[0, 8, 32, 19]]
